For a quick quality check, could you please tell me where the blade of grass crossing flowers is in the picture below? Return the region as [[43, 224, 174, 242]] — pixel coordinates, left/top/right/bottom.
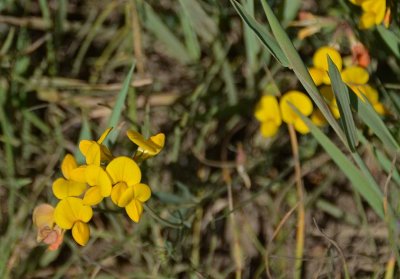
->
[[352, 92, 400, 152], [291, 104, 384, 219], [327, 57, 358, 151], [377, 25, 400, 59], [259, 0, 347, 146], [104, 64, 135, 146], [231, 0, 289, 67]]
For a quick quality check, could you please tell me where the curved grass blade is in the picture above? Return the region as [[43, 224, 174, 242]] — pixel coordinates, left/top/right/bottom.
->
[[327, 57, 358, 152], [231, 0, 289, 67]]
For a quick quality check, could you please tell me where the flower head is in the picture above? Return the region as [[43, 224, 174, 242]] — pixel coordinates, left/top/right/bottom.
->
[[33, 204, 64, 251], [309, 46, 342, 86], [82, 165, 112, 205], [52, 154, 87, 200], [254, 95, 282, 137], [349, 0, 386, 29], [106, 156, 151, 222], [79, 128, 113, 166], [127, 130, 165, 160], [280, 91, 313, 134], [54, 197, 93, 246]]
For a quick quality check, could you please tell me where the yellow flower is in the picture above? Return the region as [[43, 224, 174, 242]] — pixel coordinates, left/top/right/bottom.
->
[[341, 66, 370, 100], [52, 154, 87, 200], [320, 86, 340, 119], [79, 128, 113, 166], [54, 197, 93, 246], [33, 204, 64, 251], [357, 85, 386, 115], [127, 130, 165, 160], [280, 91, 313, 134], [311, 109, 327, 127], [349, 0, 386, 29], [254, 95, 282, 137], [106, 156, 151, 223], [82, 165, 112, 205], [309, 46, 342, 86]]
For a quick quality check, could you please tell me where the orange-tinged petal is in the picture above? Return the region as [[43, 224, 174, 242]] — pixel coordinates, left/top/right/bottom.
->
[[111, 182, 128, 206], [85, 165, 111, 197], [313, 46, 342, 72], [97, 127, 113, 144], [33, 204, 54, 228], [106, 156, 141, 186], [61, 154, 77, 180], [280, 91, 313, 124], [125, 200, 144, 223], [341, 66, 369, 85], [72, 221, 90, 246], [52, 178, 87, 199], [134, 183, 151, 202], [83, 186, 104, 206]]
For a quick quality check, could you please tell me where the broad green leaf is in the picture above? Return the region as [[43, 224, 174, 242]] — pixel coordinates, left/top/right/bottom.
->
[[328, 57, 358, 151], [259, 0, 347, 146], [231, 0, 289, 67]]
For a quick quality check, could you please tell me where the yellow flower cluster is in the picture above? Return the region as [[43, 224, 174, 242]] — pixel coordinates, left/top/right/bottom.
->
[[349, 0, 386, 29], [33, 128, 165, 247], [308, 46, 385, 125], [254, 91, 313, 137]]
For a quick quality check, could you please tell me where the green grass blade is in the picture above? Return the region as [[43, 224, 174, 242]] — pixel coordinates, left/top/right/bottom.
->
[[377, 25, 400, 59], [104, 64, 135, 146], [294, 105, 384, 218], [353, 93, 400, 152], [231, 0, 289, 67], [259, 0, 347, 146], [328, 57, 358, 151]]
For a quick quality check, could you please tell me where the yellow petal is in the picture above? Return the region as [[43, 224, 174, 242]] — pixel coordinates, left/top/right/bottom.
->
[[118, 186, 135, 207], [311, 110, 327, 127], [280, 91, 313, 124], [134, 183, 151, 202], [254, 95, 281, 124], [149, 133, 165, 152], [97, 127, 113, 144], [313, 46, 342, 72], [373, 102, 386, 115], [341, 66, 369, 85], [52, 178, 87, 199], [260, 120, 280, 138], [33, 204, 54, 229], [106, 156, 141, 186], [358, 85, 379, 104], [54, 199, 76, 229], [294, 118, 310, 134], [85, 143, 101, 165], [359, 12, 376, 29], [72, 221, 90, 246], [85, 165, 111, 197], [125, 200, 144, 223], [361, 0, 385, 24], [309, 67, 325, 86], [111, 182, 128, 206], [61, 154, 77, 180], [83, 186, 104, 206], [69, 166, 87, 183], [127, 130, 157, 153], [79, 140, 92, 157], [349, 0, 366, 5]]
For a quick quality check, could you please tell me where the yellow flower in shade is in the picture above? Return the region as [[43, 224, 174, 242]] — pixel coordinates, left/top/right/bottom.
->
[[320, 86, 340, 119], [357, 85, 386, 115], [79, 128, 113, 166], [280, 91, 313, 134], [54, 197, 93, 246], [254, 95, 282, 137], [349, 0, 386, 29], [309, 46, 342, 86], [52, 154, 87, 200], [82, 165, 112, 205], [33, 204, 64, 251], [341, 66, 370, 100], [127, 130, 165, 160], [106, 156, 151, 222], [311, 109, 327, 127]]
